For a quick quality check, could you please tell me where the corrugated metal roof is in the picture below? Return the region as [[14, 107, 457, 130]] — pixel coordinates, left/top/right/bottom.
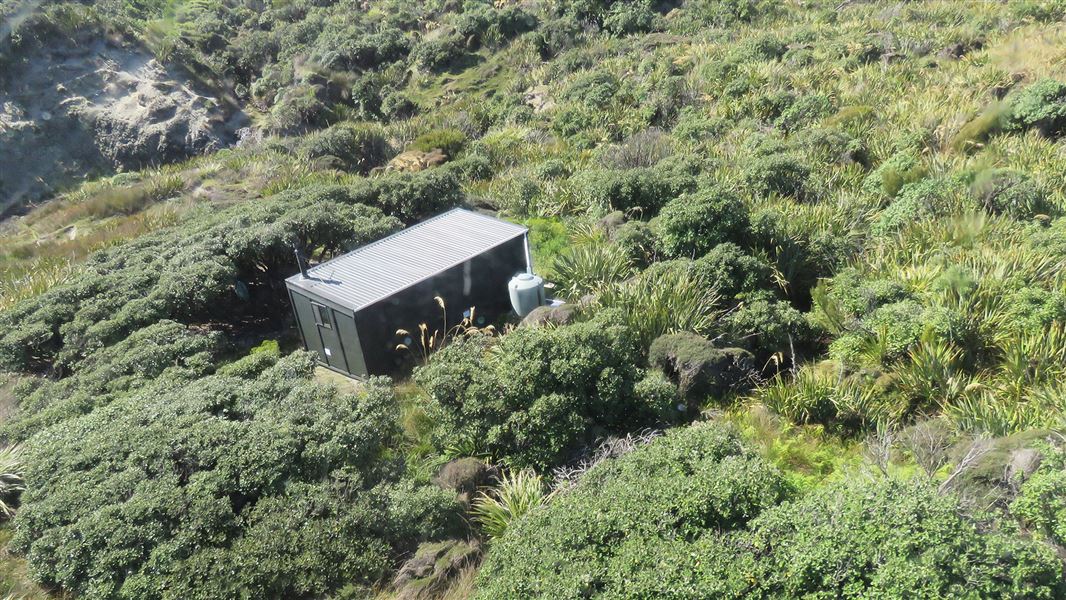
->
[[285, 208, 528, 311]]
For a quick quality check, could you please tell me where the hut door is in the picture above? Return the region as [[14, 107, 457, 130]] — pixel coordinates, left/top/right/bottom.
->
[[312, 302, 347, 372]]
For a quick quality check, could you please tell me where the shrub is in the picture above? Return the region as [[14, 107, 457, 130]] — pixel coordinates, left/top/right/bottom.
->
[[270, 84, 330, 133], [11, 356, 462, 598], [723, 293, 811, 364], [411, 33, 466, 72], [1011, 442, 1066, 547], [599, 127, 673, 169], [444, 153, 493, 180], [410, 128, 468, 158], [454, 5, 537, 49], [658, 187, 749, 257], [743, 153, 811, 199], [474, 423, 791, 599], [570, 165, 692, 216], [694, 242, 773, 300], [775, 93, 833, 133], [672, 106, 725, 143], [795, 127, 868, 166], [863, 150, 927, 199], [872, 178, 957, 235], [0, 189, 400, 373], [684, 0, 768, 27], [602, 0, 656, 36], [562, 70, 619, 109], [612, 219, 660, 268], [298, 122, 392, 174], [1002, 287, 1066, 335], [751, 477, 1064, 598], [382, 91, 418, 120], [478, 435, 1063, 599], [312, 26, 409, 72], [971, 169, 1054, 219], [359, 169, 463, 223], [535, 16, 584, 58], [1006, 78, 1066, 137], [812, 267, 909, 329], [648, 331, 755, 402], [633, 369, 682, 421], [2, 321, 225, 441], [829, 299, 967, 365], [416, 312, 666, 471]]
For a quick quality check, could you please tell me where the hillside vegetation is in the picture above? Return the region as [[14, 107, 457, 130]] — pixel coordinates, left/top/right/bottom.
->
[[2, 0, 1066, 598]]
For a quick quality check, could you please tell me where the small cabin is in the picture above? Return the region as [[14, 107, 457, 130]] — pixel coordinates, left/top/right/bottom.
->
[[285, 208, 530, 378]]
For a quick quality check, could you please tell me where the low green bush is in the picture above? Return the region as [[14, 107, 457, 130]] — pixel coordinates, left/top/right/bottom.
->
[[971, 169, 1054, 219], [270, 84, 330, 134], [1011, 441, 1066, 547], [723, 292, 811, 365], [453, 4, 537, 49], [381, 91, 418, 120], [1007, 78, 1066, 137], [743, 154, 811, 199], [569, 164, 694, 216], [872, 177, 963, 235], [561, 69, 620, 109], [648, 331, 755, 403], [694, 242, 773, 300], [672, 106, 725, 143], [0, 187, 400, 373], [355, 169, 463, 223], [416, 312, 667, 471], [2, 320, 224, 441], [411, 33, 466, 72], [602, 0, 656, 36], [751, 477, 1064, 597], [1001, 287, 1066, 335], [298, 122, 392, 174], [794, 127, 868, 166], [12, 355, 462, 598], [829, 299, 969, 365], [410, 128, 468, 158], [775, 93, 833, 133], [862, 149, 927, 199], [612, 219, 660, 268], [475, 423, 792, 599], [657, 187, 749, 257]]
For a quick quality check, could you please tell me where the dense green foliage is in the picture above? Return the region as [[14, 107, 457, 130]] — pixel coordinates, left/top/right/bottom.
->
[[12, 353, 460, 598], [1011, 440, 1066, 548], [478, 424, 1064, 599], [476, 423, 791, 599], [750, 477, 1063, 598], [416, 312, 673, 471]]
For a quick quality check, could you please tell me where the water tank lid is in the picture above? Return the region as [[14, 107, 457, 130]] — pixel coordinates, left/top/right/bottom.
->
[[515, 273, 535, 281]]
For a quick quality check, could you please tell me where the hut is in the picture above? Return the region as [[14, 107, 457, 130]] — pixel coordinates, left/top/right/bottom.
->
[[285, 208, 530, 377]]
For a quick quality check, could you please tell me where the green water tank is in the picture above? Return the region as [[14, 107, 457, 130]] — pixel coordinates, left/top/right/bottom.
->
[[508, 273, 545, 317]]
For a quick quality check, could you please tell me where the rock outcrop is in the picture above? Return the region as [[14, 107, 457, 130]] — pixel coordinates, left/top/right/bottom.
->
[[0, 38, 242, 215]]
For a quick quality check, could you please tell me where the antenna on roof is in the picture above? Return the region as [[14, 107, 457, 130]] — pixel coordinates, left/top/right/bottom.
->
[[292, 242, 308, 279]]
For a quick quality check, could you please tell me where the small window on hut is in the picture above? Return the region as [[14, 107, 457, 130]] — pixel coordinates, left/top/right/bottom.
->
[[312, 303, 332, 329]]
